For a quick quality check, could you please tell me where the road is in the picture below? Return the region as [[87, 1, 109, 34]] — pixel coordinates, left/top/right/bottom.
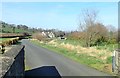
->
[[22, 39, 110, 76]]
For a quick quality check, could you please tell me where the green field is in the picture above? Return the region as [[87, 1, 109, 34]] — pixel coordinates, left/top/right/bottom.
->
[[1, 26, 32, 34]]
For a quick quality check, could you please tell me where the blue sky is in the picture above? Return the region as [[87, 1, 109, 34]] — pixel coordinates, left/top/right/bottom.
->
[[2, 2, 118, 31]]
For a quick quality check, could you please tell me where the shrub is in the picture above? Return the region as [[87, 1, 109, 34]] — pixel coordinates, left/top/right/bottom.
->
[[106, 56, 112, 64], [0, 37, 19, 47], [32, 33, 46, 41]]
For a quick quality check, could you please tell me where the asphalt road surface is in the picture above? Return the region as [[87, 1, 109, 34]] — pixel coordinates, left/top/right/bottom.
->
[[22, 39, 110, 76]]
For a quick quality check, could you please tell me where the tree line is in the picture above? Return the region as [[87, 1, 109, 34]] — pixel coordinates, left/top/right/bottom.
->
[[0, 21, 65, 37]]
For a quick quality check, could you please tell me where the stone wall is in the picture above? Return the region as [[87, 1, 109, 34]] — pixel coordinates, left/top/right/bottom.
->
[[1, 45, 25, 78]]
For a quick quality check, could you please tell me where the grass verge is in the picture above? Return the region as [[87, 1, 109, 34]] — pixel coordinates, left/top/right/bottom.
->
[[56, 39, 118, 52], [25, 65, 31, 71], [31, 40, 114, 75]]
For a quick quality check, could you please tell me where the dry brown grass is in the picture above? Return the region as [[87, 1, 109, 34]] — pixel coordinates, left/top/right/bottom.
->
[[47, 40, 112, 62]]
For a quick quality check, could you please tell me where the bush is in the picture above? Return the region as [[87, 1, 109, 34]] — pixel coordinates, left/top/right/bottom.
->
[[107, 39, 117, 44], [106, 56, 112, 64], [32, 33, 46, 41]]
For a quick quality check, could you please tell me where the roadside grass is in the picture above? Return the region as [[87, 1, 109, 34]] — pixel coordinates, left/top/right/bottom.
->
[[25, 63, 31, 71], [56, 39, 118, 52], [0, 38, 21, 54], [24, 52, 31, 71], [56, 39, 84, 46], [0, 38, 12, 45], [31, 40, 113, 74], [0, 38, 11, 42], [96, 44, 118, 52]]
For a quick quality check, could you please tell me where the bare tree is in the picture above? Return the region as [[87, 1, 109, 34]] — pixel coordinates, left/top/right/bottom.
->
[[79, 9, 98, 31], [106, 25, 117, 43], [79, 9, 98, 47], [79, 9, 109, 47]]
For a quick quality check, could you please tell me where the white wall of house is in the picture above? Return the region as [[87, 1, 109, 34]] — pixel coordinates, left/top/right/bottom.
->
[[42, 31, 55, 38]]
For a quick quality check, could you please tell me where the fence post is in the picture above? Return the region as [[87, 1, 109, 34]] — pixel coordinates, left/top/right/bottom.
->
[[112, 52, 115, 72], [118, 49, 120, 76], [112, 49, 120, 76]]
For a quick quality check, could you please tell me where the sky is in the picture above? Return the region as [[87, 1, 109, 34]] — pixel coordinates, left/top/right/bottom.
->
[[1, 2, 118, 31]]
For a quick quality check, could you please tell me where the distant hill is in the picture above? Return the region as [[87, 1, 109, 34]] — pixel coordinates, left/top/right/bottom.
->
[[0, 21, 66, 38], [0, 21, 35, 34]]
